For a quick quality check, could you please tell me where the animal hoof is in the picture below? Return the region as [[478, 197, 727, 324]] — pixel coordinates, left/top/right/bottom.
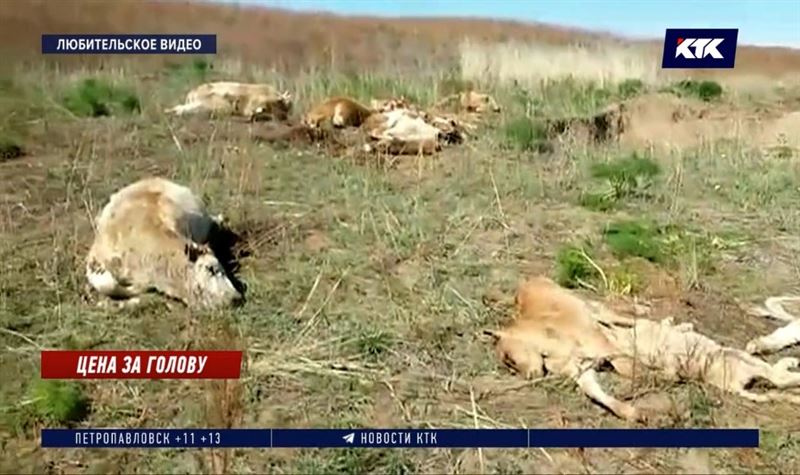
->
[[776, 357, 800, 371], [745, 339, 762, 355]]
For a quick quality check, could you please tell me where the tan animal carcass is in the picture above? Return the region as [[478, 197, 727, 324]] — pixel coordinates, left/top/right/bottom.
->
[[436, 90, 502, 114], [86, 177, 243, 309], [303, 96, 375, 128], [364, 109, 441, 155], [484, 276, 800, 422], [165, 81, 293, 122]]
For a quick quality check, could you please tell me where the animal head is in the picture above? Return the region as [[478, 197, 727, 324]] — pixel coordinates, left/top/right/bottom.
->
[[249, 91, 293, 122], [184, 243, 243, 309], [482, 329, 542, 378], [463, 91, 501, 113], [302, 112, 322, 129]]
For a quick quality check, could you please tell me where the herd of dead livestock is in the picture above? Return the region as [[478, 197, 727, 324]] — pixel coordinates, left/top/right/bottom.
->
[[163, 80, 500, 155], [80, 80, 800, 423]]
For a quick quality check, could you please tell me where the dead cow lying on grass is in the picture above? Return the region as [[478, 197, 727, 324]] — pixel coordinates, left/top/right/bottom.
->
[[303, 96, 374, 129], [165, 81, 293, 122], [86, 177, 243, 309], [363, 108, 442, 155], [484, 276, 800, 423]]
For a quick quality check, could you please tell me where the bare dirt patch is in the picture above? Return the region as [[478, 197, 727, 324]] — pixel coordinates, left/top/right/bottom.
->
[[553, 92, 800, 152]]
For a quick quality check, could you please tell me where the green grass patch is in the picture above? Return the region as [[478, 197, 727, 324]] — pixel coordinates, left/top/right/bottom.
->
[[602, 219, 665, 263], [601, 219, 724, 281], [538, 77, 615, 116], [578, 191, 617, 212], [353, 330, 395, 362], [165, 57, 213, 83], [617, 78, 646, 99], [579, 152, 661, 211], [555, 244, 599, 288], [503, 116, 550, 153], [667, 79, 723, 102], [28, 380, 90, 425], [62, 78, 141, 117]]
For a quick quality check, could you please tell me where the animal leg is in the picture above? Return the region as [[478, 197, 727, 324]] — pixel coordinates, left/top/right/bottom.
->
[[750, 296, 800, 323], [98, 296, 143, 310], [763, 358, 800, 389], [736, 388, 800, 405], [745, 320, 800, 355], [332, 105, 346, 128], [574, 368, 645, 423], [586, 301, 637, 327], [87, 261, 142, 300], [165, 102, 202, 116]]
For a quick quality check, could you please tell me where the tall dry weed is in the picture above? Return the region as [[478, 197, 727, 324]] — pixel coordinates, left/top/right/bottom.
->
[[459, 39, 662, 87]]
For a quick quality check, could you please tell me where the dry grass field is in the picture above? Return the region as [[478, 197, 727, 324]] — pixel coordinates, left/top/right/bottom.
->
[[1, 1, 800, 474]]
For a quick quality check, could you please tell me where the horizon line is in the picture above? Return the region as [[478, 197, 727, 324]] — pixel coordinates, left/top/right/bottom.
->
[[205, 0, 800, 50]]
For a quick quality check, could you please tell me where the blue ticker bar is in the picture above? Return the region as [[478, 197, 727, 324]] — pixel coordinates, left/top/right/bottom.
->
[[41, 428, 759, 449]]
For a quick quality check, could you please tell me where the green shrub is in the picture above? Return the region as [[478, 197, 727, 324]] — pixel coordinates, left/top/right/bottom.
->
[[589, 152, 661, 199], [617, 78, 645, 99], [62, 78, 141, 118], [555, 244, 598, 288], [354, 330, 395, 361], [669, 79, 723, 102], [29, 380, 89, 424]]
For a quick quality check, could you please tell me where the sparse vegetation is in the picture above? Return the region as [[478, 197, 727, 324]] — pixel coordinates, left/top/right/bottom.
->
[[62, 78, 141, 117], [2, 2, 800, 474]]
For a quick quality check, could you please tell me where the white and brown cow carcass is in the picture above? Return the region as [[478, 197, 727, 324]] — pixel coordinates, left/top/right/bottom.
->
[[85, 177, 243, 309], [165, 81, 293, 122]]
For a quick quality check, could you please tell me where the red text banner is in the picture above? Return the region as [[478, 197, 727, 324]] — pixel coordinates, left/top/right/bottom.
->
[[40, 350, 243, 379]]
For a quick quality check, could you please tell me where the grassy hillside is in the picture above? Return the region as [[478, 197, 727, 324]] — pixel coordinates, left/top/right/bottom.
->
[[1, 1, 800, 474]]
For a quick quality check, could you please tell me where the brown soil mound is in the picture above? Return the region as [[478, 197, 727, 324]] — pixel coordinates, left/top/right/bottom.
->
[[551, 92, 800, 152]]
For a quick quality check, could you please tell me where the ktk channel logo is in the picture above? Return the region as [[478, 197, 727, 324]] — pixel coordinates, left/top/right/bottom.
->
[[662, 28, 738, 69]]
